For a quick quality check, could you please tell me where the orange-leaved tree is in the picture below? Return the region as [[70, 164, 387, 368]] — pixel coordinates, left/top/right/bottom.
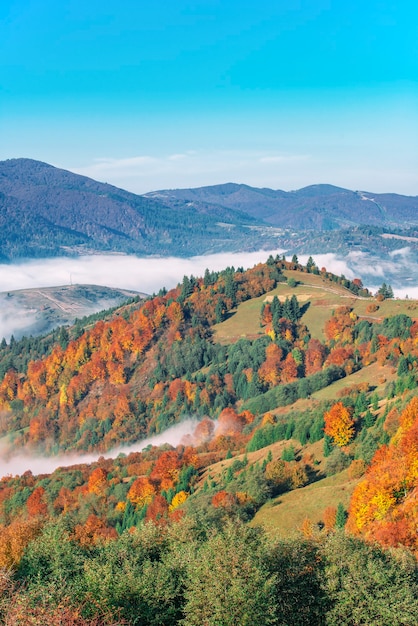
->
[[324, 402, 355, 447], [87, 468, 108, 497], [26, 486, 48, 517], [347, 396, 418, 554], [127, 476, 156, 508], [0, 518, 43, 568], [150, 450, 182, 490]]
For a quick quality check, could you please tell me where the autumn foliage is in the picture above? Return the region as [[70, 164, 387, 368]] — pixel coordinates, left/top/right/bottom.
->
[[0, 256, 417, 592], [323, 506, 337, 531], [324, 402, 355, 447], [0, 517, 43, 568], [347, 396, 418, 554], [128, 476, 156, 508], [26, 486, 48, 517]]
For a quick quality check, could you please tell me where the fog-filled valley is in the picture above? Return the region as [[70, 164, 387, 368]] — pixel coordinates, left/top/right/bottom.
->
[[0, 419, 200, 478], [1, 169, 417, 626], [1, 0, 417, 619], [0, 252, 417, 625], [1, 246, 418, 342]]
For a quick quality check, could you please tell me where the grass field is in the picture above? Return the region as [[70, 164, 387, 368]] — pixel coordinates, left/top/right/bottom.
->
[[197, 437, 303, 488], [213, 272, 351, 343], [251, 468, 359, 539], [197, 435, 358, 539], [312, 362, 396, 401], [213, 270, 418, 344]]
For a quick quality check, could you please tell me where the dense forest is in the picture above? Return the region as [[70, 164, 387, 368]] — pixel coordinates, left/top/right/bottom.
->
[[0, 256, 417, 624], [0, 159, 272, 259]]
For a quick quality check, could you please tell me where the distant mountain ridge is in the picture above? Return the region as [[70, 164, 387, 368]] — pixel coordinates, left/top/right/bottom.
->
[[145, 182, 418, 230], [0, 158, 417, 260]]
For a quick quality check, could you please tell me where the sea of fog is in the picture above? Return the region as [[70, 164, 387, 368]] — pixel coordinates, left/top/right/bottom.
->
[[0, 249, 416, 342]]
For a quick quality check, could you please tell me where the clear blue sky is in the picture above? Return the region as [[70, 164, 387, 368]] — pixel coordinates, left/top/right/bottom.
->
[[1, 0, 417, 193]]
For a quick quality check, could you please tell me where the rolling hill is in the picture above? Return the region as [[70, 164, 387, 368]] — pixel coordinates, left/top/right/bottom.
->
[[0, 257, 417, 624], [0, 256, 413, 464], [0, 283, 142, 341]]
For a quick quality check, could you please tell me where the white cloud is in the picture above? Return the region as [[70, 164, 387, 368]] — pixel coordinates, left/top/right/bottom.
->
[[0, 296, 39, 342], [0, 250, 286, 296], [259, 155, 309, 164], [74, 156, 158, 181], [71, 150, 314, 193], [168, 153, 187, 161], [389, 246, 410, 258], [1, 246, 416, 342], [299, 253, 356, 279], [393, 285, 418, 299], [0, 250, 287, 340], [93, 156, 157, 169], [298, 251, 418, 297], [0, 419, 199, 479]]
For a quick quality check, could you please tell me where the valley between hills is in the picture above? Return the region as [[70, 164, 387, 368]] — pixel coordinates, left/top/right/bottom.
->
[[0, 252, 417, 624], [0, 162, 417, 623], [2, 0, 416, 621]]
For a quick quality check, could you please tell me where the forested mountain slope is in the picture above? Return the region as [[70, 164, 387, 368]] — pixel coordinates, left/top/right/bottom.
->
[[0, 256, 417, 624], [0, 159, 268, 259], [0, 257, 416, 461], [0, 257, 375, 455]]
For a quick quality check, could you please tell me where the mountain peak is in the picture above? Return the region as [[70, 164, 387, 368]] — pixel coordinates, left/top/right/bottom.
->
[[293, 183, 352, 196]]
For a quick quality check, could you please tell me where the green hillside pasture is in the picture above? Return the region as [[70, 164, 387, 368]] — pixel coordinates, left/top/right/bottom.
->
[[213, 270, 418, 344], [312, 362, 396, 402], [197, 436, 358, 540], [351, 297, 418, 321], [197, 438, 302, 488], [252, 468, 359, 538], [213, 295, 266, 344], [213, 272, 354, 344]]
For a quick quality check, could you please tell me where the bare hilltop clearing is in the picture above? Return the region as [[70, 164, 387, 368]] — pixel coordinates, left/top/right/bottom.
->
[[0, 284, 142, 339]]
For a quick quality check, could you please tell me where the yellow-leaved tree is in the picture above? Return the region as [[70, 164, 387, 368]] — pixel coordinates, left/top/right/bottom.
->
[[324, 402, 355, 447]]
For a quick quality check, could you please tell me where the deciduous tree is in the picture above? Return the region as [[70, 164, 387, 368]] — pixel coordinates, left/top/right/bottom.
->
[[324, 402, 355, 447]]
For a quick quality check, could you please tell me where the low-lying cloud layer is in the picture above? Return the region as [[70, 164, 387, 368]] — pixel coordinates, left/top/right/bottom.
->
[[0, 250, 283, 340], [0, 294, 39, 342], [0, 250, 286, 296], [0, 248, 416, 341], [0, 419, 199, 479], [0, 292, 136, 343], [301, 250, 418, 299]]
